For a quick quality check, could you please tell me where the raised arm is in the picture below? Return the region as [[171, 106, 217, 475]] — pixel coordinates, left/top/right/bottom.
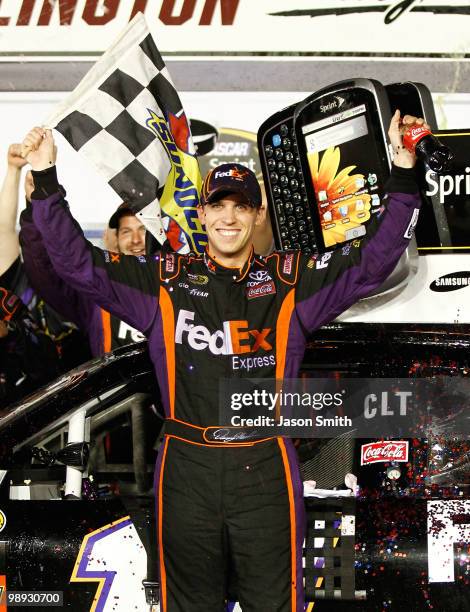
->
[[295, 111, 424, 333], [0, 145, 27, 276], [19, 204, 94, 332], [24, 127, 160, 333]]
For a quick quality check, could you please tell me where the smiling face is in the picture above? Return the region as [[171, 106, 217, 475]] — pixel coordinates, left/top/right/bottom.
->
[[197, 193, 262, 267], [116, 214, 146, 256]]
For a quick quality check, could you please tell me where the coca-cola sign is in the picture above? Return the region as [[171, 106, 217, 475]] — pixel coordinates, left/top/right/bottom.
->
[[361, 440, 409, 465]]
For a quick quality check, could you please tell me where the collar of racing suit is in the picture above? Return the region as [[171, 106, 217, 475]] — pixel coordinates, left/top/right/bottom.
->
[[203, 246, 255, 282]]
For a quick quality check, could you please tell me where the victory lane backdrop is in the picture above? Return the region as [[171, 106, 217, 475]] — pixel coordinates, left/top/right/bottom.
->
[[45, 12, 206, 254]]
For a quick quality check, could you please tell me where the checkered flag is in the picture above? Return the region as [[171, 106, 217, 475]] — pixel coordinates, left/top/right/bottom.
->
[[45, 13, 206, 254]]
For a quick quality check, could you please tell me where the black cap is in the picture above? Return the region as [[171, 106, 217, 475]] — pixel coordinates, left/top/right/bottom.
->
[[108, 203, 134, 229], [200, 163, 262, 207]]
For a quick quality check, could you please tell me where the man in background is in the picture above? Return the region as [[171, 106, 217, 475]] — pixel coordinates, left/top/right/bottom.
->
[[20, 198, 147, 355]]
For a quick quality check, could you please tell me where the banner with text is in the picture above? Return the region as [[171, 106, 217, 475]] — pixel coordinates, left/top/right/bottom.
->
[[0, 0, 469, 56]]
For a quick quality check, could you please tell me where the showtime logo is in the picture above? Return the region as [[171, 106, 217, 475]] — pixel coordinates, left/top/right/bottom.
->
[[175, 309, 272, 355], [361, 440, 409, 465]]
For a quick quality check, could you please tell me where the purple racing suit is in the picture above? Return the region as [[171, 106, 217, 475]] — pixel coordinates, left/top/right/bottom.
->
[[19, 205, 144, 356], [31, 164, 420, 611]]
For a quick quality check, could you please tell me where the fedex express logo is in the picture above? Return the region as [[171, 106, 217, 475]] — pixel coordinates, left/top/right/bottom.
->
[[361, 440, 409, 465], [175, 310, 272, 355]]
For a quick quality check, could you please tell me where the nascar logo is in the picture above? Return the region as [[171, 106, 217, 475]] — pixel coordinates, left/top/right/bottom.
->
[[188, 273, 209, 285]]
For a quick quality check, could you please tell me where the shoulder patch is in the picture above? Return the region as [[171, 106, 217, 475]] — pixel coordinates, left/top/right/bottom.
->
[[267, 250, 301, 285], [167, 253, 176, 273], [159, 251, 184, 281], [283, 252, 294, 275]]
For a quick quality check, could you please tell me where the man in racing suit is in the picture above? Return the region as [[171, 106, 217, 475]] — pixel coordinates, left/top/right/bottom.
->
[[24, 111, 422, 611]]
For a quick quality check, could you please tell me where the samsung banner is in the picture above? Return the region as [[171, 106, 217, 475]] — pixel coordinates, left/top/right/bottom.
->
[[0, 0, 469, 56]]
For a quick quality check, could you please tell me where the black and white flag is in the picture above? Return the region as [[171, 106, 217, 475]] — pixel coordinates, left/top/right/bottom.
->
[[46, 13, 206, 254]]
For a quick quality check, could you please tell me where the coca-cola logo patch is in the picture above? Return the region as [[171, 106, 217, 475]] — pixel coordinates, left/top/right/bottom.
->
[[361, 440, 409, 465], [246, 281, 276, 299]]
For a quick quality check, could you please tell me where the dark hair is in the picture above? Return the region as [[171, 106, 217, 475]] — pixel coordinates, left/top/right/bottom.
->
[[108, 203, 134, 230]]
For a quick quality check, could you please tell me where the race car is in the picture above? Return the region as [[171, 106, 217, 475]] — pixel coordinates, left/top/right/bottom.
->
[[0, 323, 468, 611]]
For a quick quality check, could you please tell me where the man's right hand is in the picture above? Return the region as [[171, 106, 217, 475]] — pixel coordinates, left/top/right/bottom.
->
[[21, 127, 57, 172]]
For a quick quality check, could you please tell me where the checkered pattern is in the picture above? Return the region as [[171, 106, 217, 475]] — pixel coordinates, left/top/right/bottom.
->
[[46, 14, 202, 253]]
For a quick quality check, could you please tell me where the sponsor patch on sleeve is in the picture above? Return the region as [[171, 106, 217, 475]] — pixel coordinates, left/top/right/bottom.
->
[[404, 208, 420, 239], [307, 256, 317, 269], [316, 252, 332, 270]]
